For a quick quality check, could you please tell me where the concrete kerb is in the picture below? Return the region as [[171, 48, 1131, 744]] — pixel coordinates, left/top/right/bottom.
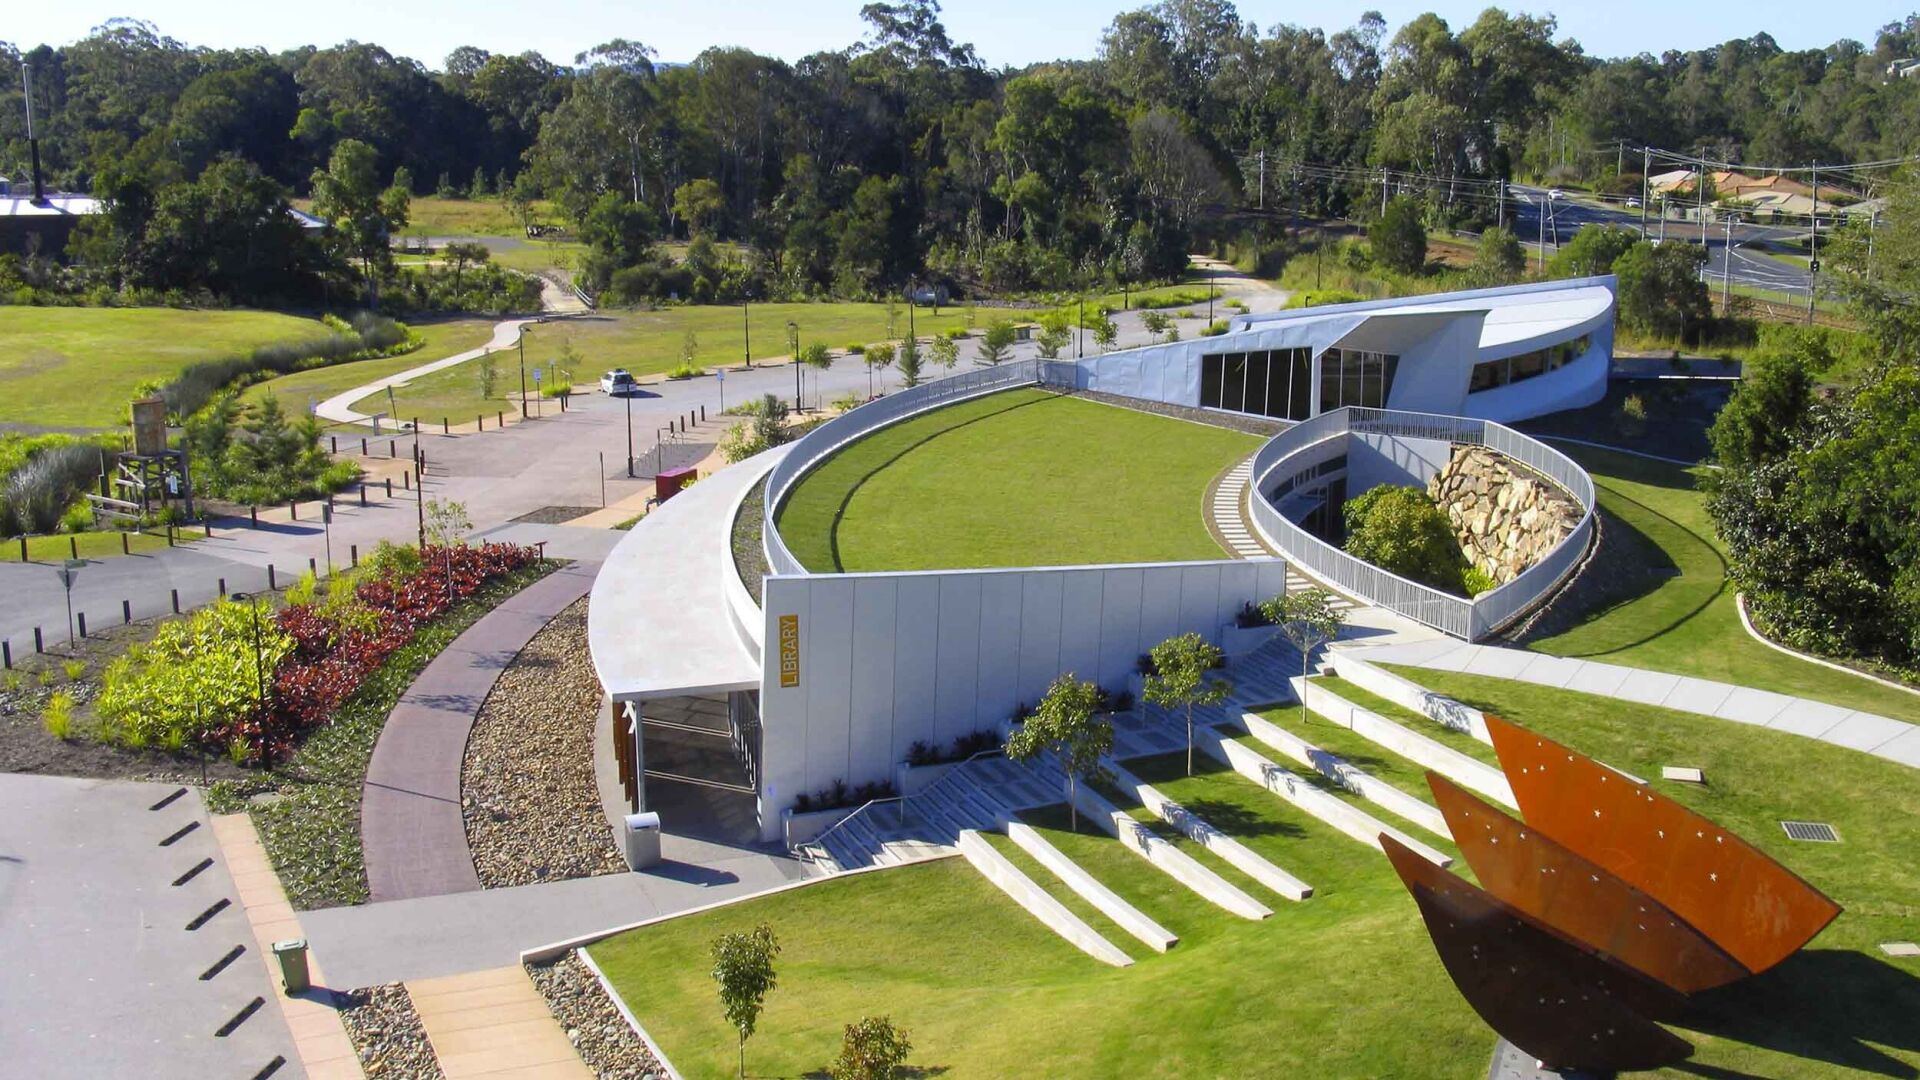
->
[[957, 830, 1133, 967], [1240, 716, 1452, 838], [574, 946, 686, 1080], [1002, 819, 1178, 952], [1736, 592, 1920, 701], [1105, 762, 1313, 901], [1291, 677, 1515, 808], [1067, 783, 1272, 920]]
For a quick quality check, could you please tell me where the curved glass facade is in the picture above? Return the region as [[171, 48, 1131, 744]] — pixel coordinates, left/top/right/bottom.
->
[[1469, 334, 1591, 394]]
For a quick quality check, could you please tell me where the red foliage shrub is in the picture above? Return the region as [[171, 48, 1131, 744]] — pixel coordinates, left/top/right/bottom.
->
[[225, 543, 538, 761]]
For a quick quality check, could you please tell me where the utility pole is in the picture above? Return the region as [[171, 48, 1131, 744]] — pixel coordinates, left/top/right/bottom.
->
[[1617, 140, 1624, 178], [1722, 213, 1735, 313], [1497, 178, 1505, 232], [517, 332, 528, 419], [1380, 168, 1389, 217], [1640, 147, 1651, 238], [22, 62, 46, 205], [1867, 211, 1879, 282], [1807, 162, 1820, 324], [742, 298, 752, 368], [1257, 149, 1266, 210], [1698, 159, 1709, 249], [1537, 193, 1547, 274]]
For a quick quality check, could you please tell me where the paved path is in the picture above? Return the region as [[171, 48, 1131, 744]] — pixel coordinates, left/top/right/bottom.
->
[[407, 966, 590, 1078], [302, 833, 806, 987], [0, 774, 303, 1079], [1343, 639, 1920, 769], [362, 562, 600, 903], [1211, 457, 1268, 558], [317, 318, 543, 425]]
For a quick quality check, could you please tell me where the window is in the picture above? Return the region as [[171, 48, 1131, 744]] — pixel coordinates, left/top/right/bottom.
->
[[1468, 335, 1591, 395], [1318, 348, 1400, 412], [1200, 348, 1315, 420]]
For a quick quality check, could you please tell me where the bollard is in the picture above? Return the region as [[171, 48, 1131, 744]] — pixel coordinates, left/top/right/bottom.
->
[[362, 438, 369, 455], [34, 627, 43, 653], [497, 411, 503, 428], [330, 436, 338, 454], [18, 536, 26, 561], [389, 440, 396, 459], [69, 536, 77, 559], [308, 557, 316, 575], [250, 506, 259, 528], [166, 526, 174, 547], [122, 599, 131, 624], [404, 471, 411, 491], [701, 405, 706, 422], [268, 564, 276, 590], [218, 578, 226, 597], [205, 520, 214, 538], [2, 640, 9, 668], [290, 501, 298, 521], [477, 414, 483, 430], [171, 589, 180, 614], [442, 418, 449, 435], [350, 544, 358, 568], [359, 485, 367, 507], [121, 533, 129, 556], [385, 478, 393, 498], [77, 613, 87, 639]]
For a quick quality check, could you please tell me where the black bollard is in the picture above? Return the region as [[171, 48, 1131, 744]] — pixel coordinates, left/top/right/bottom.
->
[[268, 564, 276, 590], [33, 627, 43, 653], [250, 506, 259, 528], [77, 613, 87, 639], [350, 544, 358, 568], [2, 640, 9, 668], [122, 600, 131, 624], [218, 578, 226, 597], [171, 589, 180, 614]]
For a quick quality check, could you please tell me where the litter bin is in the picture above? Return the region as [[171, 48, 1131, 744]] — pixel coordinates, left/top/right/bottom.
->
[[624, 811, 662, 870], [272, 938, 311, 995]]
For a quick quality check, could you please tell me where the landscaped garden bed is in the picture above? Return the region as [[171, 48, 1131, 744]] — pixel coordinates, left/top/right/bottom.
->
[[338, 983, 442, 1079], [527, 952, 664, 1079]]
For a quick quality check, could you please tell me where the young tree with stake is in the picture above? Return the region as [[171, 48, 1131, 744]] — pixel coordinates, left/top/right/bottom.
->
[[1260, 588, 1347, 725], [711, 923, 780, 1079], [1142, 632, 1230, 775], [1004, 673, 1111, 831]]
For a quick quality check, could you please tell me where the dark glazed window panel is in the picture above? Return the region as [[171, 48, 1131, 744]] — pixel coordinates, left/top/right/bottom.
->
[[1513, 349, 1547, 382], [1200, 353, 1224, 409], [1379, 354, 1400, 406], [1320, 351, 1342, 414], [1245, 350, 1272, 416], [1222, 353, 1248, 412], [1288, 348, 1314, 419]]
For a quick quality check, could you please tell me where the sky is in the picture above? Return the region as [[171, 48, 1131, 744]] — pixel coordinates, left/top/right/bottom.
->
[[2, 0, 1904, 70]]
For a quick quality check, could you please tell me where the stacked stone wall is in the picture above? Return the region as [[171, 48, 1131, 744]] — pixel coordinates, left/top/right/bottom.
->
[[1427, 446, 1581, 585]]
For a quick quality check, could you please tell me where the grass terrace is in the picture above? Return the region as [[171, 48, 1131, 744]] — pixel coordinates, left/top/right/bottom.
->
[[774, 388, 1260, 571], [592, 672, 1920, 1079], [0, 307, 327, 429]]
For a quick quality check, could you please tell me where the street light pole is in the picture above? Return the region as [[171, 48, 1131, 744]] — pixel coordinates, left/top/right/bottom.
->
[[788, 321, 801, 413], [625, 387, 634, 478], [517, 331, 528, 420], [742, 297, 752, 369], [1723, 213, 1735, 313]]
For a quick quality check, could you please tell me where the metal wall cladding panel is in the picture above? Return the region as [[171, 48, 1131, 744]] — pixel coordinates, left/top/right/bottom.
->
[[1382, 835, 1695, 1074], [1429, 773, 1750, 994], [1485, 714, 1842, 974]]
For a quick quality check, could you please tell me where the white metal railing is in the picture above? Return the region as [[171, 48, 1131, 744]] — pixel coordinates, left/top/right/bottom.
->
[[763, 359, 1071, 574], [1248, 407, 1595, 640]]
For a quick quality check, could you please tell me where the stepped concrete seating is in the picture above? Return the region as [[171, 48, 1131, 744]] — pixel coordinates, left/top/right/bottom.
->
[[957, 830, 1133, 967], [1065, 779, 1272, 920], [1330, 653, 1490, 742], [1106, 763, 1313, 901], [1192, 723, 1454, 867], [1004, 821, 1178, 953], [1293, 678, 1515, 808], [1239, 713, 1452, 838]]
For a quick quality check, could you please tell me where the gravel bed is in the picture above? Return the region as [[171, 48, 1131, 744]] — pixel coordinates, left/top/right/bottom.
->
[[462, 596, 624, 887], [732, 476, 768, 603], [527, 953, 665, 1080], [339, 983, 443, 1079]]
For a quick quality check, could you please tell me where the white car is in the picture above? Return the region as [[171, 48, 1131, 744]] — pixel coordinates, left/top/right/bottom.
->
[[1625, 197, 1642, 209], [1547, 188, 1565, 200], [600, 369, 637, 395]]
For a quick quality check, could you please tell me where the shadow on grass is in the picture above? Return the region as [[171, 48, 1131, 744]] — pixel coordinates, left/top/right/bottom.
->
[[1177, 797, 1306, 840], [1681, 948, 1920, 1078]]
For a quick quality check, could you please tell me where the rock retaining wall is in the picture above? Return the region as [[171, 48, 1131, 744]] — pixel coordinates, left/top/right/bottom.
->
[[1428, 446, 1581, 585]]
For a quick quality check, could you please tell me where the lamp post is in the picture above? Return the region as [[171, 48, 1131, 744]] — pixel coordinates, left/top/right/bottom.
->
[[230, 591, 270, 770], [517, 330, 528, 419], [624, 384, 634, 478], [788, 320, 801, 412], [742, 296, 752, 369]]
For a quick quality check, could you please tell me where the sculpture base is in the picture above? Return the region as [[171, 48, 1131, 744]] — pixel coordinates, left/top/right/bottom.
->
[[1489, 1038, 1616, 1080]]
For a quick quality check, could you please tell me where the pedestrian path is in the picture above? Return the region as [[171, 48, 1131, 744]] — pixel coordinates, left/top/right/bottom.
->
[[1211, 457, 1269, 558], [1342, 639, 1920, 769], [317, 318, 542, 425], [407, 966, 591, 1078], [361, 561, 600, 903]]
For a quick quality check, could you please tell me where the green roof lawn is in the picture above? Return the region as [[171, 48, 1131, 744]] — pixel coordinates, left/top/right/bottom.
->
[[774, 387, 1259, 571]]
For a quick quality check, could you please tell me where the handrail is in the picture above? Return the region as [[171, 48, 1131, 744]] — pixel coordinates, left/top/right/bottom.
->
[[1248, 407, 1595, 640], [791, 796, 903, 862], [762, 359, 1066, 575], [795, 746, 1011, 865]]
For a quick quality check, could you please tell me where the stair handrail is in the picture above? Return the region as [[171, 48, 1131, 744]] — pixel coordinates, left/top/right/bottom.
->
[[791, 796, 904, 864]]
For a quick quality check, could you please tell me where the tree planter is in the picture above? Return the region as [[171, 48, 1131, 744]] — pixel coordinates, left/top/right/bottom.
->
[[1220, 621, 1278, 657]]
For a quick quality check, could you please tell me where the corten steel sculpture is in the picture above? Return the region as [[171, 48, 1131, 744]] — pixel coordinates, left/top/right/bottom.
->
[[1380, 835, 1696, 1073], [1428, 772, 1749, 994], [1483, 713, 1842, 975]]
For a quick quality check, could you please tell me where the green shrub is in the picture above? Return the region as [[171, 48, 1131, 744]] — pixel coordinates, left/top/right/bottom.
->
[[42, 692, 75, 741], [1284, 289, 1367, 309], [1369, 196, 1428, 275], [2, 441, 107, 537], [59, 502, 94, 534], [1342, 485, 1468, 594], [1461, 566, 1497, 596], [62, 659, 87, 681], [845, 343, 866, 355], [364, 540, 423, 581], [829, 1015, 912, 1080], [1200, 320, 1230, 337], [97, 599, 295, 749]]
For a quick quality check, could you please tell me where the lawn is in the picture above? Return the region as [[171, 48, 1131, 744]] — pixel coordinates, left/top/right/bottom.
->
[[775, 388, 1259, 571], [0, 307, 326, 429], [242, 318, 497, 417], [1529, 443, 1920, 724], [0, 527, 207, 562], [593, 673, 1920, 1079]]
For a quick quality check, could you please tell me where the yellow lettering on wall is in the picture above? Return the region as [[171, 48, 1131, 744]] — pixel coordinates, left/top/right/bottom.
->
[[778, 614, 801, 688]]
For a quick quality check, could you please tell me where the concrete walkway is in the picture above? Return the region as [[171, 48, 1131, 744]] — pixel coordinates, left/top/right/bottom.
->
[[407, 966, 591, 1078], [302, 834, 806, 988], [362, 561, 600, 903], [1342, 639, 1920, 769]]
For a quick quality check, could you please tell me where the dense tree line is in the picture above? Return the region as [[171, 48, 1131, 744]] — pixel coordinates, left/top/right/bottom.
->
[[8, 5, 1920, 305]]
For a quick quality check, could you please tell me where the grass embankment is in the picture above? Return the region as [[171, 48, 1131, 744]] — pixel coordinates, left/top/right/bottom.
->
[[206, 560, 555, 909], [596, 671, 1919, 1079], [1531, 444, 1920, 723], [0, 307, 325, 429], [242, 318, 497, 417], [775, 388, 1258, 571]]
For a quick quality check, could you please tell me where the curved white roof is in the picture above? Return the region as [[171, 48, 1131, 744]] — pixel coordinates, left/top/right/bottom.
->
[[1235, 276, 1614, 354]]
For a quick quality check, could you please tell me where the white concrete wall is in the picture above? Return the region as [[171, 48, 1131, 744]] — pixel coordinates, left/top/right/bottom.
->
[[1346, 433, 1455, 495], [1461, 318, 1613, 424], [757, 558, 1292, 840]]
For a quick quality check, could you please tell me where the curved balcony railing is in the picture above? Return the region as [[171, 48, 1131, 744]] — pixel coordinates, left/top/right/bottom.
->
[[763, 359, 1077, 576], [1247, 407, 1595, 640]]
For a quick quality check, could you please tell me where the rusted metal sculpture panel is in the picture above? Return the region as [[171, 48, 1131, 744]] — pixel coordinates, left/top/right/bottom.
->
[[1381, 834, 1695, 1073], [1484, 713, 1841, 974], [1429, 772, 1750, 994]]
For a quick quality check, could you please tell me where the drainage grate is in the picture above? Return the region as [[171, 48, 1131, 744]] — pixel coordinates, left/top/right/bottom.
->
[[1781, 820, 1840, 843]]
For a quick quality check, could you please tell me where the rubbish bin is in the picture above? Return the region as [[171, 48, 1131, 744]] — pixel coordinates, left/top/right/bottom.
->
[[624, 811, 663, 870], [272, 938, 311, 995]]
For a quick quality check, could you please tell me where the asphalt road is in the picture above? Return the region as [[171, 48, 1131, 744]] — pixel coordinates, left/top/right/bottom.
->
[[1505, 183, 1817, 297]]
